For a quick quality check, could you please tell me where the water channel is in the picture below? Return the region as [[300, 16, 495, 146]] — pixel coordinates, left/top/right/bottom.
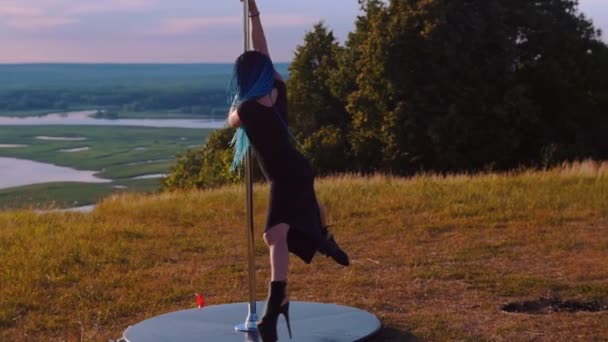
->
[[0, 157, 111, 189], [0, 110, 226, 129]]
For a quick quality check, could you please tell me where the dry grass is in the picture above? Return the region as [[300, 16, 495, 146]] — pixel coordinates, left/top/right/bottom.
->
[[552, 159, 608, 178], [1, 163, 607, 341]]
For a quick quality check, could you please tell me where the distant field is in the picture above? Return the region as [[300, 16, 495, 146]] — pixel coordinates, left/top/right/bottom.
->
[[0, 64, 289, 91], [0, 165, 607, 341], [0, 63, 289, 117], [0, 110, 222, 119], [0, 125, 211, 208], [0, 64, 237, 91], [99, 111, 219, 120]]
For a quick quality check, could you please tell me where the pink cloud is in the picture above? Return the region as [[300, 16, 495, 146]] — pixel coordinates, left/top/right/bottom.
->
[[0, 0, 157, 32], [0, 37, 244, 63], [156, 14, 317, 35], [5, 16, 76, 30], [0, 2, 76, 30], [0, 5, 42, 17], [263, 15, 319, 28], [0, 0, 156, 14], [66, 0, 157, 15], [160, 16, 240, 34]]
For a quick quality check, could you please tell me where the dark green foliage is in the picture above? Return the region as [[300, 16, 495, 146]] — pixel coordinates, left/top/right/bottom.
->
[[347, 0, 608, 173], [288, 23, 353, 173], [162, 128, 241, 190], [161, 128, 271, 191], [289, 24, 344, 135], [300, 125, 349, 173]]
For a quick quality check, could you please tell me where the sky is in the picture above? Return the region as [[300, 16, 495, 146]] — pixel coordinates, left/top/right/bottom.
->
[[0, 0, 606, 63]]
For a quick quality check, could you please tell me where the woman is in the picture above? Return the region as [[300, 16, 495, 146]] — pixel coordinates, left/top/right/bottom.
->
[[228, 1, 349, 340]]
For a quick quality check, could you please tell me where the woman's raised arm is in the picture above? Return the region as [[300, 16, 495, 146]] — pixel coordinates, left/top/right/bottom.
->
[[247, 0, 283, 81]]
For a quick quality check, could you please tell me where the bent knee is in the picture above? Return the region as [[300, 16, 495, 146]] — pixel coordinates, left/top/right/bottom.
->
[[264, 223, 289, 245]]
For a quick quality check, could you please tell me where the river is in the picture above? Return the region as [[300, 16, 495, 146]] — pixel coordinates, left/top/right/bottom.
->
[[0, 110, 226, 129], [0, 157, 111, 189]]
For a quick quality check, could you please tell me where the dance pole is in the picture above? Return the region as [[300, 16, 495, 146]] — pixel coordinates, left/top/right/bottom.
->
[[235, 0, 258, 333]]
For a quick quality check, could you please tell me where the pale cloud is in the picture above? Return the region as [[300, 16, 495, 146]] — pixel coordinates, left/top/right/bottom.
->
[[65, 0, 157, 15], [0, 37, 243, 63], [263, 15, 319, 28], [0, 0, 157, 14], [156, 14, 317, 35], [160, 16, 240, 34], [0, 4, 43, 17], [0, 0, 157, 31], [582, 0, 607, 5], [4, 16, 76, 30], [0, 1, 75, 30]]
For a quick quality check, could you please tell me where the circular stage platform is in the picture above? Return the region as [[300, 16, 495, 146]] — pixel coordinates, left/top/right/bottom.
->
[[121, 301, 381, 341]]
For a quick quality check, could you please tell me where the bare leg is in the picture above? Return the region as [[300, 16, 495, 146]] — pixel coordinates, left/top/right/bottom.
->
[[263, 223, 290, 283]]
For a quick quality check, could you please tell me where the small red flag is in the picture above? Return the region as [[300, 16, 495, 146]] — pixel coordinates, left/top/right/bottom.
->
[[195, 293, 205, 308]]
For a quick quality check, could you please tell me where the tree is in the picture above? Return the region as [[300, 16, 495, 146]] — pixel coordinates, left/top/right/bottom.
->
[[288, 22, 352, 173], [161, 128, 241, 191], [347, 0, 608, 173], [508, 0, 608, 164]]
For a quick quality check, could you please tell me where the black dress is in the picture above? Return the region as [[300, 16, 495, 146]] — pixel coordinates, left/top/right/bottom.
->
[[238, 80, 325, 264]]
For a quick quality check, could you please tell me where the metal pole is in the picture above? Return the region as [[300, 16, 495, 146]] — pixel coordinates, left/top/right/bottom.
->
[[236, 0, 258, 333]]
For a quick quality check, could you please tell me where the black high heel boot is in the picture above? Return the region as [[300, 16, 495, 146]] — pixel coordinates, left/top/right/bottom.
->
[[257, 281, 292, 341], [319, 226, 350, 266]]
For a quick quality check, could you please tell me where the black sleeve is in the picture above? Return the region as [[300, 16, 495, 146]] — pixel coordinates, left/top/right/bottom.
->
[[237, 81, 287, 126]]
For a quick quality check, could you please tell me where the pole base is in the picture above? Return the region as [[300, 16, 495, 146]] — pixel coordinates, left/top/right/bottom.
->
[[121, 301, 381, 342], [235, 311, 258, 332]]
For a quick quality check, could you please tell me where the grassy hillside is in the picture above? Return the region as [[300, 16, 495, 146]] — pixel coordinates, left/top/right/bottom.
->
[[1, 162, 607, 341]]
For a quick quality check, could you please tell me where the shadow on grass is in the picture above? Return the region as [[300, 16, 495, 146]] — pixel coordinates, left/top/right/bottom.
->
[[502, 297, 608, 314], [367, 327, 419, 341]]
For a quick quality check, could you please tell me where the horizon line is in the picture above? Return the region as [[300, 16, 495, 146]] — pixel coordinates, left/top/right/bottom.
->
[[0, 61, 292, 65]]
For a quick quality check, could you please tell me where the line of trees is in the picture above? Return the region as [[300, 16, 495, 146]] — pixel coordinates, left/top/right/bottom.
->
[[163, 0, 608, 190]]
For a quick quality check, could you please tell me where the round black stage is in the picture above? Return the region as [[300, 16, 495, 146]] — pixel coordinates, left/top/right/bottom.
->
[[121, 301, 381, 341]]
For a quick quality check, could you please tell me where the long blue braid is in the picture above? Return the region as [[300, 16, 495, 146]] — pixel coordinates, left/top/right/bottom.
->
[[228, 58, 276, 171]]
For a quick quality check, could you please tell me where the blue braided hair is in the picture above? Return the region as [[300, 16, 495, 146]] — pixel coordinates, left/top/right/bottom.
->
[[228, 51, 276, 171]]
